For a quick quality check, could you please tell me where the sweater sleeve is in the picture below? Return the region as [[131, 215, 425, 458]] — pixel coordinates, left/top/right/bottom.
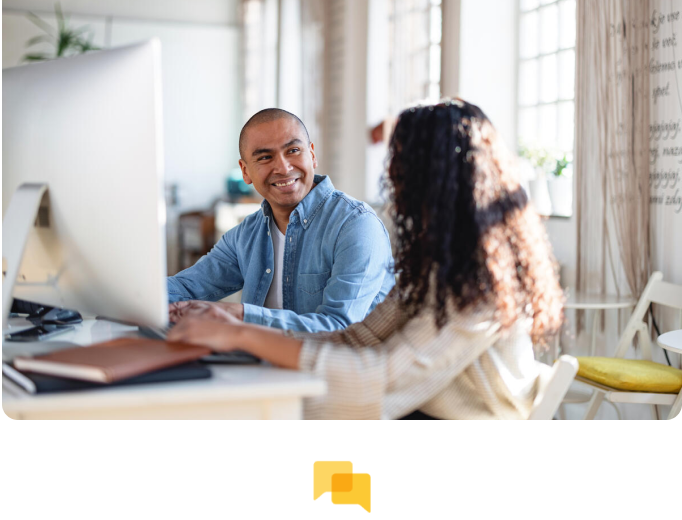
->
[[289, 287, 405, 347], [297, 306, 502, 420]]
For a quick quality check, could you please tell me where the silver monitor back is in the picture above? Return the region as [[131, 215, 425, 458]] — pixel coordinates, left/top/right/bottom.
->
[[2, 40, 168, 328]]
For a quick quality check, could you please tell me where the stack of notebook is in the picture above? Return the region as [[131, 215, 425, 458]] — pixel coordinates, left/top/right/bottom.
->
[[4, 337, 213, 394]]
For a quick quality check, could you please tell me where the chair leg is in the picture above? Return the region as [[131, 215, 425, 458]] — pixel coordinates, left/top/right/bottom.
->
[[652, 405, 660, 420], [667, 391, 682, 420], [590, 309, 599, 356], [583, 392, 605, 420], [606, 401, 622, 420]]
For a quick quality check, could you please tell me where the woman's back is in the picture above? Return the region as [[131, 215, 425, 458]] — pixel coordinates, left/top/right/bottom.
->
[[297, 291, 547, 420]]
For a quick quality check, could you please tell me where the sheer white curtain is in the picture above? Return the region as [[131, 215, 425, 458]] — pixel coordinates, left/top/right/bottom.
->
[[575, 0, 651, 315]]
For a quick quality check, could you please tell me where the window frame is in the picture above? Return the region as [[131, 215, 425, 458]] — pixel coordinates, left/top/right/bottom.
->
[[387, 0, 443, 115], [516, 0, 577, 219]]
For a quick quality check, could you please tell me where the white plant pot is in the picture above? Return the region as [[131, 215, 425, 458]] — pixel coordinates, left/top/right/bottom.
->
[[547, 176, 572, 216], [528, 178, 552, 216]]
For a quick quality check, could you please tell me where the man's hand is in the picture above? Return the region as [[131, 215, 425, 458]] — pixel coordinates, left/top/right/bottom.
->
[[168, 301, 244, 324]]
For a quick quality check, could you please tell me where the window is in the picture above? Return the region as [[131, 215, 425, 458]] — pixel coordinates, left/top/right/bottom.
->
[[517, 0, 576, 217], [388, 0, 442, 114], [241, 0, 279, 121]]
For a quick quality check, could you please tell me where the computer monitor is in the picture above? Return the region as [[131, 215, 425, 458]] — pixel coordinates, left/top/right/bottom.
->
[[2, 40, 168, 329]]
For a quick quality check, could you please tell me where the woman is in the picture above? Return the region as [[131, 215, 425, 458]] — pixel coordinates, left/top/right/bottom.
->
[[168, 99, 564, 419]]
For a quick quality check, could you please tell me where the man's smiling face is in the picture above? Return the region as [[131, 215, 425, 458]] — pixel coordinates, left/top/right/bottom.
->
[[238, 117, 317, 213]]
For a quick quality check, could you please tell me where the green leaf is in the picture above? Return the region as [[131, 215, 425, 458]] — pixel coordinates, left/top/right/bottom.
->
[[76, 39, 101, 53], [553, 155, 570, 177], [22, 53, 51, 62], [26, 12, 56, 36], [57, 28, 82, 56], [55, 2, 65, 32], [25, 34, 54, 47]]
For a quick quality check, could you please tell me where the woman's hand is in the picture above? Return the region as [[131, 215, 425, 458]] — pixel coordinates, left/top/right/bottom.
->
[[167, 316, 243, 352], [168, 315, 304, 370], [168, 300, 244, 324]]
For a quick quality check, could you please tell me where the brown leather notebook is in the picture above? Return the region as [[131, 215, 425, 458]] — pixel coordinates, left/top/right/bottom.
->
[[13, 338, 212, 383]]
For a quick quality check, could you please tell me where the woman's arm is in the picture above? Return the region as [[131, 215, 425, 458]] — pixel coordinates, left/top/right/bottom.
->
[[289, 287, 405, 347], [235, 325, 303, 369], [167, 317, 303, 369]]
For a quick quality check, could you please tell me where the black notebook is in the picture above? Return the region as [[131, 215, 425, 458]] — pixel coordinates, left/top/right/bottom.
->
[[3, 361, 211, 394]]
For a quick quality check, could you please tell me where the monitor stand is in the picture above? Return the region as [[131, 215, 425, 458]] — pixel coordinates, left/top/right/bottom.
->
[[2, 183, 49, 330]]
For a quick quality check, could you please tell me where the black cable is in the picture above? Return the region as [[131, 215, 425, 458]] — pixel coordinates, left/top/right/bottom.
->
[[649, 303, 672, 366]]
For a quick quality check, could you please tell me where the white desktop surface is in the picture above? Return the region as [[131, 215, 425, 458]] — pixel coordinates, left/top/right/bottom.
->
[[2, 317, 326, 419]]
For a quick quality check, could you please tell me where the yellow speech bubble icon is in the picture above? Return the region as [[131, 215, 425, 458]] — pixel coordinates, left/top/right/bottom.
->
[[331, 473, 371, 513], [313, 461, 353, 500]]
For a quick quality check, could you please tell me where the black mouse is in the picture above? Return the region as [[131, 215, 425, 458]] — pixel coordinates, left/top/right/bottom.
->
[[28, 307, 83, 325]]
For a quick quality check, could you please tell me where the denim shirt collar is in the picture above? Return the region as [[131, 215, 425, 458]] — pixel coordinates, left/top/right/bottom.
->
[[260, 174, 334, 230]]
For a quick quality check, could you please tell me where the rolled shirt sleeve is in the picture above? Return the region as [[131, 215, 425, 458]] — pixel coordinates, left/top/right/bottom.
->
[[167, 226, 244, 303]]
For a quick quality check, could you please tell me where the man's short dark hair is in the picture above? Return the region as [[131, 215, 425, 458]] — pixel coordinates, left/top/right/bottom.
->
[[239, 108, 311, 159]]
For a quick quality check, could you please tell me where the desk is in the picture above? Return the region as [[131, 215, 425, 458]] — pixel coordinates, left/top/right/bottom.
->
[[2, 318, 326, 419]]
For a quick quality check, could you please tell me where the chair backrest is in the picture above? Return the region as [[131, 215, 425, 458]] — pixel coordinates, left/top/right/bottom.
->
[[648, 279, 682, 310], [613, 272, 682, 358], [528, 355, 579, 420]]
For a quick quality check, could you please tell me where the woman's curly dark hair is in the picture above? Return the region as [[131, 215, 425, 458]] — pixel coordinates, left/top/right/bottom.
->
[[387, 99, 564, 343]]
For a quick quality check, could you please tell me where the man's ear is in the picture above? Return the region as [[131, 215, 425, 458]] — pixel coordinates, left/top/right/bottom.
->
[[310, 142, 317, 169], [238, 159, 253, 185]]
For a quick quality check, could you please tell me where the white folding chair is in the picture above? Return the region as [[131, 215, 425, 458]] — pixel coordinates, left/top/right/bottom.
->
[[528, 355, 579, 420], [579, 272, 682, 420]]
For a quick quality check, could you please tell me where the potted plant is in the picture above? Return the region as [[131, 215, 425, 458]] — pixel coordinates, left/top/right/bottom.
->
[[518, 143, 553, 216], [22, 2, 100, 63], [546, 154, 573, 217]]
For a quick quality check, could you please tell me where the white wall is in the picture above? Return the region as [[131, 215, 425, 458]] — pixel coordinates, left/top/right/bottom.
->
[[650, 0, 682, 289], [108, 21, 240, 211], [2, 1, 241, 274], [2, 0, 239, 25], [458, 0, 517, 150]]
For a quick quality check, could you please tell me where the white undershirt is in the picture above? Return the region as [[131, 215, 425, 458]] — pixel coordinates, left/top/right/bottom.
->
[[263, 220, 285, 310]]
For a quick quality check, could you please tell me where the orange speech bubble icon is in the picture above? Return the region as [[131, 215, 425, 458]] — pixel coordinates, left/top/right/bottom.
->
[[331, 473, 371, 513]]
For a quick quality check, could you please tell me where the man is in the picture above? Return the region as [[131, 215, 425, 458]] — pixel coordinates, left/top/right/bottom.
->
[[167, 108, 394, 332]]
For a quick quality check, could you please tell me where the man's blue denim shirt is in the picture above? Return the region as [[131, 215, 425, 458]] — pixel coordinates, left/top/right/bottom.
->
[[167, 175, 395, 332]]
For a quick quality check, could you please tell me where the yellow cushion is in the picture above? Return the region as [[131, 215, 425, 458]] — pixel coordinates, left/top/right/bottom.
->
[[576, 357, 682, 393]]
